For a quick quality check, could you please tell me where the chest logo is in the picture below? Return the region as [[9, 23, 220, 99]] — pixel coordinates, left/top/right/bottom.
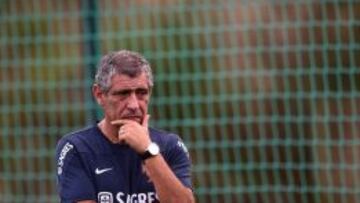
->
[[95, 167, 113, 175]]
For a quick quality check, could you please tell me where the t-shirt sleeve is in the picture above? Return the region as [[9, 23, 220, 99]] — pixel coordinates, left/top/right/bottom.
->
[[162, 135, 192, 189], [56, 138, 96, 202]]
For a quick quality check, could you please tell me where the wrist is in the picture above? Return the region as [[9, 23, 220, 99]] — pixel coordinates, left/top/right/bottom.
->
[[140, 142, 160, 160]]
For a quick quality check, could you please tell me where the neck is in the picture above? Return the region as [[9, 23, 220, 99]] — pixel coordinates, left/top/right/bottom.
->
[[97, 119, 119, 144]]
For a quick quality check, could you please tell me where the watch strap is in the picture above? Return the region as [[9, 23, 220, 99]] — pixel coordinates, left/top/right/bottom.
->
[[140, 150, 153, 160]]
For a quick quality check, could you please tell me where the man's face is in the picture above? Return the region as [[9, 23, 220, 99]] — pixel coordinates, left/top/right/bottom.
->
[[95, 72, 151, 124]]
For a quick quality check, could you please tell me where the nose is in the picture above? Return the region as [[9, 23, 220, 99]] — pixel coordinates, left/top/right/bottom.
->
[[126, 93, 140, 110]]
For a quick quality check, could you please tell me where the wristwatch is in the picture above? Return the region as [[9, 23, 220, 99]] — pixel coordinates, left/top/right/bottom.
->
[[141, 142, 160, 160]]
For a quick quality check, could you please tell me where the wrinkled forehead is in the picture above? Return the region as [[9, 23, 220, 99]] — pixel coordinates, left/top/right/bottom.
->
[[109, 73, 150, 91]]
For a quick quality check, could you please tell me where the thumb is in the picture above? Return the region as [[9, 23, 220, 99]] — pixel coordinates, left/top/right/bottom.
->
[[142, 114, 150, 128]]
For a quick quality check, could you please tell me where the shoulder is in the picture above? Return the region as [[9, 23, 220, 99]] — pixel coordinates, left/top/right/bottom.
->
[[149, 127, 189, 157], [149, 127, 179, 146], [56, 124, 100, 154]]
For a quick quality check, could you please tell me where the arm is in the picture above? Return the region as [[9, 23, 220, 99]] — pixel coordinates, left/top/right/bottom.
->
[[143, 154, 194, 203], [111, 115, 194, 203]]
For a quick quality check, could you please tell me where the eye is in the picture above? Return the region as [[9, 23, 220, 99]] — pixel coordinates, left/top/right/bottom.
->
[[136, 88, 149, 98], [112, 90, 131, 97], [136, 88, 149, 95]]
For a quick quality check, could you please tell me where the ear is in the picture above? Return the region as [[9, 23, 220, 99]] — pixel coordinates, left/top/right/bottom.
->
[[92, 84, 105, 106]]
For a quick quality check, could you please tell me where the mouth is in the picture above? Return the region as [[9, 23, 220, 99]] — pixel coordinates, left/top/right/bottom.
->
[[121, 116, 142, 123]]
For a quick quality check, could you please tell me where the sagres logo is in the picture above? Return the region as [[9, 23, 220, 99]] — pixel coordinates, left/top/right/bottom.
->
[[98, 192, 113, 203], [57, 142, 74, 175], [98, 192, 158, 203]]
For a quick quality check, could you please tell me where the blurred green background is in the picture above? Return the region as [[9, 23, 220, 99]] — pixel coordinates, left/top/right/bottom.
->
[[0, 0, 359, 202]]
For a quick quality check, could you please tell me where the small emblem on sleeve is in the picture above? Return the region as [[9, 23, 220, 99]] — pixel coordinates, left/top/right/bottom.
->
[[177, 140, 189, 157], [57, 142, 74, 175]]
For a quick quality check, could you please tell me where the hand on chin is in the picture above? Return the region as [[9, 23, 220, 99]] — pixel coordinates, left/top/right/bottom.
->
[[119, 116, 142, 124]]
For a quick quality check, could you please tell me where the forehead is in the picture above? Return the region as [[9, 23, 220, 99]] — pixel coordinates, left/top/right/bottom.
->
[[109, 73, 149, 90]]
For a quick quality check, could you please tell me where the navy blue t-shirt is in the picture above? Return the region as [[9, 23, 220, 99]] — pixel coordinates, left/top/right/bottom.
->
[[56, 124, 192, 203]]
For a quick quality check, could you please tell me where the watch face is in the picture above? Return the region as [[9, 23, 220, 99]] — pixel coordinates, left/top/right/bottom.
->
[[148, 143, 160, 155]]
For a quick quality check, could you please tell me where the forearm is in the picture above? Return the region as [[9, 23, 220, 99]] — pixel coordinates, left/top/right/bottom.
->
[[143, 155, 194, 203]]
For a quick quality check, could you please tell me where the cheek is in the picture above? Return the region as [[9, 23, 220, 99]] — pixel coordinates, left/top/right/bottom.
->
[[139, 100, 149, 111], [104, 98, 122, 111], [111, 100, 126, 110]]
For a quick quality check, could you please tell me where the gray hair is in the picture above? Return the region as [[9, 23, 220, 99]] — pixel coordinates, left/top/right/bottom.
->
[[94, 50, 153, 92]]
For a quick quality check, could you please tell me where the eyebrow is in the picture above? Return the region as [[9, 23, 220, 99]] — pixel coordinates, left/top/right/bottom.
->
[[111, 87, 149, 93]]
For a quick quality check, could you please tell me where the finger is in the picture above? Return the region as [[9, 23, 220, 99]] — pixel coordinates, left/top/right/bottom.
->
[[142, 114, 150, 128], [111, 119, 134, 126], [117, 127, 127, 140], [118, 135, 126, 144], [119, 127, 126, 135]]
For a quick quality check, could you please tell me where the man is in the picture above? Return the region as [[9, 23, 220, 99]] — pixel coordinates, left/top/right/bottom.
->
[[56, 50, 194, 203]]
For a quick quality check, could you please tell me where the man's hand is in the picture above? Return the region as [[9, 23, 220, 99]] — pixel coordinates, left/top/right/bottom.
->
[[111, 114, 151, 154]]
